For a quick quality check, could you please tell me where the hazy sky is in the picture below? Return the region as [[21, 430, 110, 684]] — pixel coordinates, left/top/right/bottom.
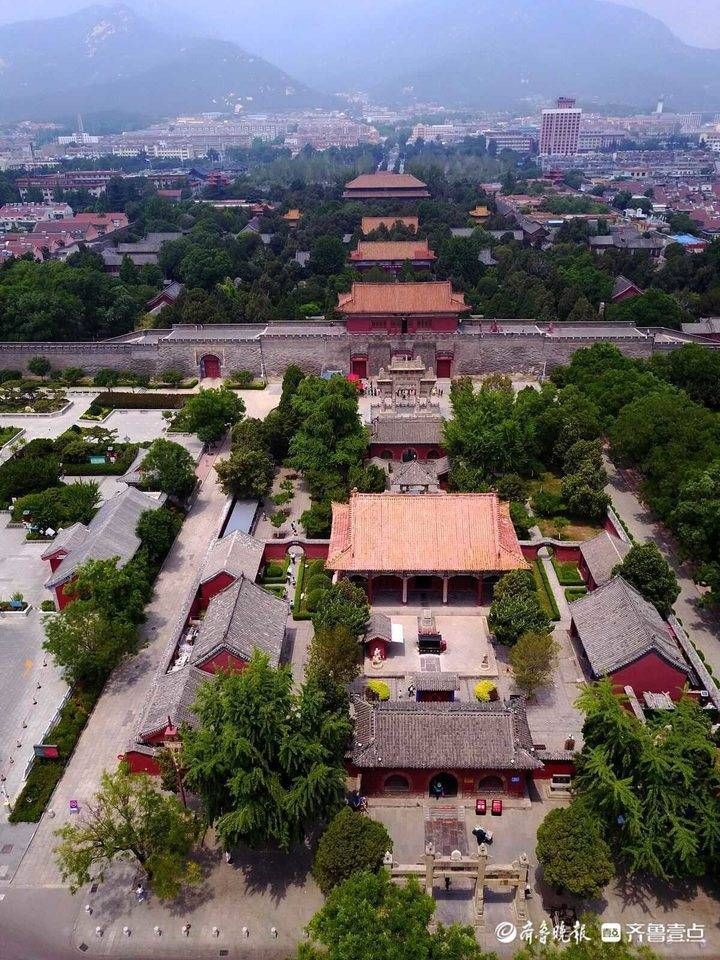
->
[[0, 0, 719, 49]]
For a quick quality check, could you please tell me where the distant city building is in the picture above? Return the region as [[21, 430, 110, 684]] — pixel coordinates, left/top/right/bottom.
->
[[0, 202, 72, 230], [539, 97, 582, 156], [483, 130, 537, 154]]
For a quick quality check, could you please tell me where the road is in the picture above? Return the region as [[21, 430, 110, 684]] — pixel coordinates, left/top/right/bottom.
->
[[605, 459, 720, 675]]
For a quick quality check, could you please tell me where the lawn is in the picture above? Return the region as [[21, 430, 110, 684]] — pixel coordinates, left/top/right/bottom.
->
[[0, 426, 20, 447], [536, 517, 603, 541], [551, 558, 585, 586]]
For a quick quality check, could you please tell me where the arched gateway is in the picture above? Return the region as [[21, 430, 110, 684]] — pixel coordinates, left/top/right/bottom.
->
[[200, 354, 221, 378]]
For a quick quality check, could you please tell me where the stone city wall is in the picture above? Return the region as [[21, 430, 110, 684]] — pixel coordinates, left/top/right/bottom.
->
[[0, 326, 686, 379]]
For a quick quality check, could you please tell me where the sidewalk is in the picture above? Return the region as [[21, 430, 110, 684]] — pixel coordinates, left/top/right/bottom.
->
[[12, 438, 232, 888], [604, 458, 720, 676]]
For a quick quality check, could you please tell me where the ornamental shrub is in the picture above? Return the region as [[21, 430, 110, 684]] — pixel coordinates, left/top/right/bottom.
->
[[366, 679, 390, 701], [474, 680, 496, 701], [312, 807, 392, 895]]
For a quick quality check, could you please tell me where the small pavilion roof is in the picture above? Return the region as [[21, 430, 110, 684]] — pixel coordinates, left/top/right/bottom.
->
[[350, 240, 435, 262]]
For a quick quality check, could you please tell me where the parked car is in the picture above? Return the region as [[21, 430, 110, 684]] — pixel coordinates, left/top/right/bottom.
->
[[491, 798, 503, 816], [475, 797, 487, 815]]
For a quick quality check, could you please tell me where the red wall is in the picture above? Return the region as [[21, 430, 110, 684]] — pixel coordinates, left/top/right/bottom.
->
[[533, 759, 575, 781], [369, 443, 445, 461], [124, 751, 161, 776], [55, 579, 76, 611], [197, 650, 248, 674], [191, 571, 236, 616], [262, 540, 329, 562], [610, 651, 689, 701], [357, 767, 528, 798], [554, 545, 580, 562], [345, 314, 459, 334]]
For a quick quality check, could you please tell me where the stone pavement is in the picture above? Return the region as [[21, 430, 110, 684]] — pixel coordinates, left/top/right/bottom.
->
[[12, 437, 232, 888], [604, 458, 720, 676]]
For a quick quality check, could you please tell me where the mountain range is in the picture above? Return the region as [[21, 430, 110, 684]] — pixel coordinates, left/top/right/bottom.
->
[[0, 4, 333, 124], [2, 0, 720, 122]]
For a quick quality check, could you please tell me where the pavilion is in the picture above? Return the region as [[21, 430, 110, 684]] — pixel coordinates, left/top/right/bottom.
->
[[348, 239, 436, 273], [337, 281, 467, 336], [327, 491, 528, 604]]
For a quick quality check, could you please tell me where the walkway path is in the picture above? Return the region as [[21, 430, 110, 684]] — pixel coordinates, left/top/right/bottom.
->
[[604, 458, 720, 676], [12, 438, 232, 888]]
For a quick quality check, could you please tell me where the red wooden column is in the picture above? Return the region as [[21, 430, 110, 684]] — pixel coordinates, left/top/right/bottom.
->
[[476, 575, 484, 605], [366, 576, 373, 603]]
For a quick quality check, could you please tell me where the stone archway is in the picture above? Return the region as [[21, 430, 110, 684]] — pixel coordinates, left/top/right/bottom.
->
[[429, 772, 458, 798], [402, 448, 418, 463], [200, 354, 221, 378], [477, 775, 505, 794]]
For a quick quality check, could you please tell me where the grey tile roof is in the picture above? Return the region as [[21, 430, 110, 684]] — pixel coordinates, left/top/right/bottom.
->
[[643, 691, 676, 711], [190, 575, 287, 669], [370, 417, 444, 445], [390, 458, 439, 490], [138, 665, 208, 739], [612, 275, 641, 299], [200, 530, 264, 584], [45, 487, 164, 588], [579, 531, 631, 587], [41, 522, 88, 559], [349, 696, 542, 770], [409, 672, 458, 692], [364, 611, 392, 643], [570, 576, 689, 677]]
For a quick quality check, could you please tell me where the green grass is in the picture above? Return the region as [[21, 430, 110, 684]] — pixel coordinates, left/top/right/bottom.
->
[[552, 558, 585, 586], [0, 426, 19, 447], [565, 586, 588, 602], [533, 560, 560, 622], [292, 558, 310, 620]]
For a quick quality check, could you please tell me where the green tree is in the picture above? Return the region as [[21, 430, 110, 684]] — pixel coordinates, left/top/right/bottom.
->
[[28, 356, 51, 378], [612, 542, 679, 617], [54, 764, 201, 899], [311, 236, 346, 276], [488, 570, 550, 645], [560, 460, 610, 523], [12, 481, 99, 529], [574, 680, 720, 880], [509, 630, 559, 697], [141, 439, 196, 500], [536, 801, 615, 899], [182, 652, 351, 851], [307, 623, 362, 686], [300, 870, 491, 960], [312, 578, 370, 637], [43, 601, 137, 686], [136, 508, 183, 566], [68, 556, 149, 625], [312, 807, 392, 895], [214, 447, 274, 499], [178, 387, 245, 444]]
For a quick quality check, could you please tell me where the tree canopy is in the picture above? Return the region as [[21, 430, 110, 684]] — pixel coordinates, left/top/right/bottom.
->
[[182, 652, 351, 851], [536, 801, 615, 899], [312, 807, 392, 895], [54, 764, 201, 899], [176, 387, 245, 444], [141, 438, 197, 500], [612, 543, 680, 617]]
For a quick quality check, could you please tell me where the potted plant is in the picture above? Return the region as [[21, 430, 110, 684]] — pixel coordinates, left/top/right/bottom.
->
[[10, 592, 24, 610]]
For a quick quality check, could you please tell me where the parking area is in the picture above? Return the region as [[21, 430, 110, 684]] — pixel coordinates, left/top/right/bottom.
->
[[364, 613, 498, 679], [0, 518, 68, 821]]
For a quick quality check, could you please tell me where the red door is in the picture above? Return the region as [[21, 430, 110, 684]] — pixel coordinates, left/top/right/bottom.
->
[[351, 356, 368, 378], [436, 356, 452, 378], [201, 354, 221, 378]]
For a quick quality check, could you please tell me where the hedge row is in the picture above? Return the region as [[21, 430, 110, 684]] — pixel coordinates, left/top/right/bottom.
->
[[90, 392, 188, 411], [533, 560, 561, 622]]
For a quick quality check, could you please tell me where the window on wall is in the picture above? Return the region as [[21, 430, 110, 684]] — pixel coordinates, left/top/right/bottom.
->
[[384, 774, 410, 793]]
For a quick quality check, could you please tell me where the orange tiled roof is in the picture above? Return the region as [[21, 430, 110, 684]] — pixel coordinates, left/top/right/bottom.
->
[[345, 172, 427, 189], [361, 216, 419, 235], [337, 281, 466, 315], [469, 205, 490, 218], [327, 492, 528, 573], [282, 208, 302, 221], [350, 240, 435, 262]]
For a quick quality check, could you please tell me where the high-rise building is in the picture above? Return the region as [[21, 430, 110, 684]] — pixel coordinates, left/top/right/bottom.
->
[[539, 97, 582, 156]]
